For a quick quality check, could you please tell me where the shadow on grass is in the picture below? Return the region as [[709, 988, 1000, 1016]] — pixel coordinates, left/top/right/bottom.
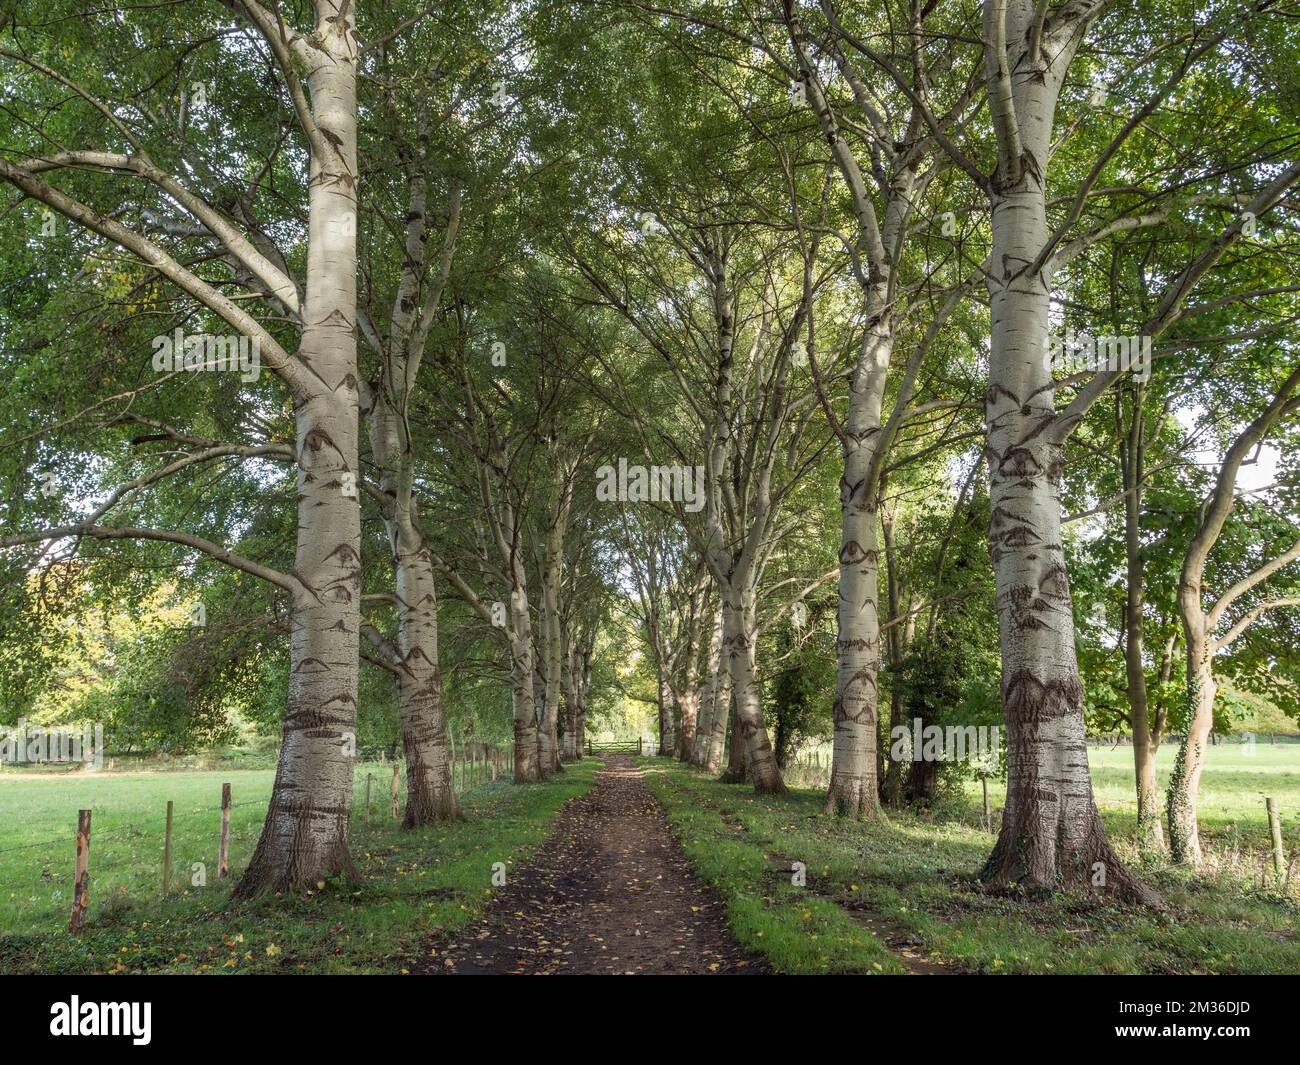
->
[[639, 758, 1300, 975]]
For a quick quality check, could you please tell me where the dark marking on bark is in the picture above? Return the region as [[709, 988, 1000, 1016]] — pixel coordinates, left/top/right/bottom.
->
[[1002, 670, 1083, 721], [839, 541, 877, 565], [996, 447, 1043, 480]]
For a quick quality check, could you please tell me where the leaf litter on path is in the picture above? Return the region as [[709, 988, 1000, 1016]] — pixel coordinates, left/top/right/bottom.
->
[[416, 757, 767, 975]]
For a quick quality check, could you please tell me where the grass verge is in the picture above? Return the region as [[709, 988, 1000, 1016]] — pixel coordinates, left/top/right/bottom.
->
[[640, 757, 1300, 975], [0, 761, 597, 974], [641, 758, 906, 973]]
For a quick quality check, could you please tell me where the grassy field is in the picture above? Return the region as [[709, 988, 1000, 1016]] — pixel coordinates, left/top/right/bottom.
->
[[2, 744, 1294, 975], [0, 760, 599, 974], [642, 742, 1300, 975], [1088, 743, 1297, 849]]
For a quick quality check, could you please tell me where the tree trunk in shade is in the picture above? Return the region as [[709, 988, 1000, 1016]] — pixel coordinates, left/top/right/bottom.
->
[[691, 605, 724, 766]]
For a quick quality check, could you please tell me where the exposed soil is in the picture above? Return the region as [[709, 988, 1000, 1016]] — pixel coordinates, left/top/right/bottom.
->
[[417, 757, 767, 974]]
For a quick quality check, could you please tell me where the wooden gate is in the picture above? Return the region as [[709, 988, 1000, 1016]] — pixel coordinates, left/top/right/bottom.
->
[[584, 738, 643, 755]]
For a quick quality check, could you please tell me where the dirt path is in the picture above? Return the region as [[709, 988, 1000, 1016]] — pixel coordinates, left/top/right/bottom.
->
[[418, 757, 765, 975]]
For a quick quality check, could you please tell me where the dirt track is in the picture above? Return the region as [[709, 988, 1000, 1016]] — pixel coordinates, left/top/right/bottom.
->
[[418, 757, 765, 975]]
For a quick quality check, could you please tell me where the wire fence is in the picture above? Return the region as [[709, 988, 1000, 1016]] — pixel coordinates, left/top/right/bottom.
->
[[1086, 732, 1300, 747], [0, 746, 513, 934]]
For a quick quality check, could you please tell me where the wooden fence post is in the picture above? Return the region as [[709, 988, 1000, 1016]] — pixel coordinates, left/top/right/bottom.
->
[[69, 809, 91, 933], [391, 764, 400, 819], [365, 772, 373, 823], [1267, 798, 1285, 879], [162, 800, 173, 895], [218, 783, 231, 878], [982, 778, 991, 832]]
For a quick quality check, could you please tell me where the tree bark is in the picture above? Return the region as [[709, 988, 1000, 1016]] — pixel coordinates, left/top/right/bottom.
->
[[704, 670, 732, 773], [825, 475, 884, 817], [976, 0, 1157, 905], [508, 575, 544, 782], [391, 518, 459, 825], [675, 687, 699, 761], [881, 505, 909, 805], [1163, 359, 1300, 862], [1167, 612, 1214, 862], [699, 249, 784, 793], [719, 681, 749, 783], [356, 144, 461, 826], [675, 613, 703, 760], [784, 5, 918, 819], [820, 275, 899, 821], [982, 197, 1149, 898], [561, 621, 580, 762], [1120, 387, 1163, 854], [237, 6, 361, 896], [691, 604, 724, 766], [539, 456, 572, 773], [575, 639, 593, 756], [720, 584, 784, 791], [537, 611, 559, 773], [657, 672, 677, 756]]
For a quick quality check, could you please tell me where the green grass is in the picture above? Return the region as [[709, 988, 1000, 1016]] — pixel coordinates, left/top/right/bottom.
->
[[641, 767, 906, 974], [0, 760, 598, 974], [1087, 742, 1298, 855], [5, 745, 1294, 975], [641, 743, 1300, 975]]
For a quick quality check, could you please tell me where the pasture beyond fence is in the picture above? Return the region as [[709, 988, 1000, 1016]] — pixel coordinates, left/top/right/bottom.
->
[[0, 746, 514, 935]]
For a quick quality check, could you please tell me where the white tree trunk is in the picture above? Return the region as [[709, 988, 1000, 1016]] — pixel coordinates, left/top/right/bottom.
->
[[825, 310, 890, 818], [720, 582, 784, 791], [538, 597, 559, 772], [363, 334, 457, 822], [826, 491, 883, 817], [983, 184, 1144, 897], [392, 513, 459, 825], [238, 9, 361, 895], [508, 576, 544, 782], [979, 49, 1152, 902]]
